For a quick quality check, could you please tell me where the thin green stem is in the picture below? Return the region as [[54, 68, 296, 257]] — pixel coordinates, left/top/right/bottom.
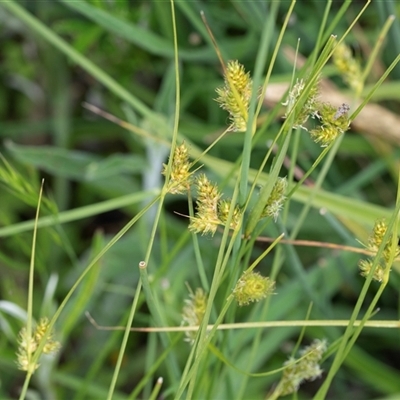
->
[[177, 295, 236, 400], [361, 16, 395, 84], [351, 53, 400, 121], [21, 195, 160, 396], [245, 131, 292, 236], [187, 191, 210, 292], [315, 201, 400, 398], [239, 0, 281, 206], [289, 139, 340, 239], [106, 279, 142, 400], [309, 1, 332, 66], [149, 377, 163, 400], [120, 319, 400, 333], [18, 181, 44, 400], [246, 234, 284, 273], [138, 257, 180, 379], [128, 334, 183, 400], [109, 3, 183, 397], [184, 187, 242, 398], [0, 191, 159, 238]]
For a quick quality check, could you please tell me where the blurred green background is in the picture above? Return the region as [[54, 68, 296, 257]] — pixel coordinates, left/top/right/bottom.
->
[[1, 1, 400, 399]]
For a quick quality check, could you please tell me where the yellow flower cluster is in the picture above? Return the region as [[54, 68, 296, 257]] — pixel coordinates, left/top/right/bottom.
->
[[162, 142, 193, 194], [182, 288, 208, 344], [358, 219, 399, 282], [275, 339, 327, 397], [310, 103, 350, 147], [17, 317, 60, 373], [282, 77, 319, 129], [216, 60, 253, 132], [333, 42, 363, 94], [261, 177, 287, 221], [163, 143, 241, 236], [233, 271, 275, 306], [189, 174, 241, 236]]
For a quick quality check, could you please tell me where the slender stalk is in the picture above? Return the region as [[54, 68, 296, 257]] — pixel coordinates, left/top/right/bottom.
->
[[315, 201, 400, 398], [109, 2, 183, 396], [0, 190, 159, 238], [22, 195, 160, 394], [88, 317, 400, 333], [187, 191, 210, 291], [239, 0, 282, 206], [361, 16, 395, 84], [106, 278, 142, 400], [18, 181, 44, 400], [149, 377, 163, 400]]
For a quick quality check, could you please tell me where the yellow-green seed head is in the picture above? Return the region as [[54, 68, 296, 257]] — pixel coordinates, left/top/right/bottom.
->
[[216, 60, 252, 132], [262, 177, 287, 220], [163, 142, 192, 194], [358, 259, 386, 282], [333, 42, 363, 94], [182, 288, 208, 344], [16, 317, 60, 373], [233, 271, 275, 306], [218, 199, 241, 230], [278, 339, 327, 396], [282, 77, 319, 129]]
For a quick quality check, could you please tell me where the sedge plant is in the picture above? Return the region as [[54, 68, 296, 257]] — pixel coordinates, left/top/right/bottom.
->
[[1, 1, 400, 399]]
